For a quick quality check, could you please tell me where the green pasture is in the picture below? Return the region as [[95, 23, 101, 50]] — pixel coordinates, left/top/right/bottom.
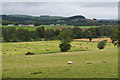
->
[[2, 40, 118, 78], [1, 25, 38, 31], [1, 25, 99, 31], [41, 25, 99, 29]]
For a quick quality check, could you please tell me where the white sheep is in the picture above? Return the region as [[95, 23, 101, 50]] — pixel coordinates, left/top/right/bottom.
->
[[68, 61, 73, 64]]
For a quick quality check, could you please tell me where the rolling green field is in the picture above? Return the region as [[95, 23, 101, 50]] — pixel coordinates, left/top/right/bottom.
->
[[1, 25, 99, 31], [2, 40, 118, 78]]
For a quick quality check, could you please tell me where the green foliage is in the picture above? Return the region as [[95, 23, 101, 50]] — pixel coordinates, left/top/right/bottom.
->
[[72, 27, 82, 39], [17, 28, 31, 42], [44, 29, 55, 40], [36, 26, 45, 38], [58, 29, 73, 52], [59, 42, 71, 52], [114, 42, 118, 46], [97, 41, 106, 49], [89, 37, 92, 42], [110, 25, 119, 47], [118, 25, 120, 47], [54, 29, 61, 36], [2, 27, 17, 42], [85, 30, 94, 41], [30, 31, 38, 41], [58, 29, 73, 43]]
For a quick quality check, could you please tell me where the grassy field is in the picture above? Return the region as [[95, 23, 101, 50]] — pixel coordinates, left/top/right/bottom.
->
[[74, 38, 112, 42], [2, 40, 118, 78], [41, 25, 99, 29], [1, 25, 99, 31], [1, 25, 39, 31]]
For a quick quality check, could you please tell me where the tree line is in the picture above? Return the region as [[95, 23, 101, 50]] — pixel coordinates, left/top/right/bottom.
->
[[2, 25, 117, 42]]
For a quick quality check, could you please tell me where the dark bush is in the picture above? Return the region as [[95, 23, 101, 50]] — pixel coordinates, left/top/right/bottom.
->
[[97, 41, 106, 49], [89, 37, 92, 42], [25, 52, 35, 55], [114, 42, 118, 46], [59, 43, 71, 52]]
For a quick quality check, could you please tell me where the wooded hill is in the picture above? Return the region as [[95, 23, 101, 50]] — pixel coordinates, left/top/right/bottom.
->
[[1, 14, 117, 26]]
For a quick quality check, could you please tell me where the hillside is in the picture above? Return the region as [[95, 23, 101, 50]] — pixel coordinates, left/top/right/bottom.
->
[[1, 14, 117, 26]]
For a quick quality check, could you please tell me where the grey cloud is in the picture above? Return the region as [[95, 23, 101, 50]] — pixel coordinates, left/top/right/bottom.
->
[[2, 2, 118, 19]]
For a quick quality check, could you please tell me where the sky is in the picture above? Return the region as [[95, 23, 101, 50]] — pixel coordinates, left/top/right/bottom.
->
[[2, 2, 118, 19]]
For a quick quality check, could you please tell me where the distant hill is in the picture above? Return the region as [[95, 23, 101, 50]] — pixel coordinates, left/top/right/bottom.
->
[[64, 15, 85, 21], [1, 14, 117, 26]]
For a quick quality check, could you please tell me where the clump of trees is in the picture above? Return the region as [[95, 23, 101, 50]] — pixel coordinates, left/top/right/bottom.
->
[[2, 26, 62, 42], [58, 29, 72, 52], [110, 25, 120, 47], [97, 40, 106, 49], [2, 25, 117, 43]]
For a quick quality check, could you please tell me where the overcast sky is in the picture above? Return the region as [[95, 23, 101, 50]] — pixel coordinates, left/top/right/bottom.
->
[[2, 2, 118, 19]]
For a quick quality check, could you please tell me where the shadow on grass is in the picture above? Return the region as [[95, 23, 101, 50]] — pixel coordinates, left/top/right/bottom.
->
[[36, 49, 87, 55]]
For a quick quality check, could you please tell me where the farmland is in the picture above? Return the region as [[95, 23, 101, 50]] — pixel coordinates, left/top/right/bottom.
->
[[1, 25, 99, 31], [2, 40, 118, 78], [74, 38, 112, 42]]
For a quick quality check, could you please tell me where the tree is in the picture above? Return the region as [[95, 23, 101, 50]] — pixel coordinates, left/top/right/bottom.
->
[[17, 28, 31, 42], [97, 40, 106, 49], [54, 29, 61, 36], [36, 26, 45, 40], [58, 29, 73, 52], [44, 29, 54, 40], [72, 26, 82, 33], [30, 31, 38, 41], [72, 27, 82, 39], [87, 30, 94, 42], [110, 25, 120, 47], [2, 27, 17, 42]]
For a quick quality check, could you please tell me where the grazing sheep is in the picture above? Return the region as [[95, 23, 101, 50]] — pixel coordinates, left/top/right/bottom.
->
[[86, 47, 88, 49], [36, 48, 38, 50], [102, 61, 106, 63], [28, 48, 30, 50], [26, 43, 29, 46], [68, 61, 73, 64], [80, 47, 82, 48], [6, 50, 8, 51], [75, 53, 78, 56], [72, 45, 75, 48], [3, 52, 6, 54], [79, 44, 82, 46], [46, 48, 49, 51]]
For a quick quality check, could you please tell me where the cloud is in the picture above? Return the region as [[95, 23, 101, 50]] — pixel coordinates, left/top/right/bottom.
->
[[2, 2, 118, 19]]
